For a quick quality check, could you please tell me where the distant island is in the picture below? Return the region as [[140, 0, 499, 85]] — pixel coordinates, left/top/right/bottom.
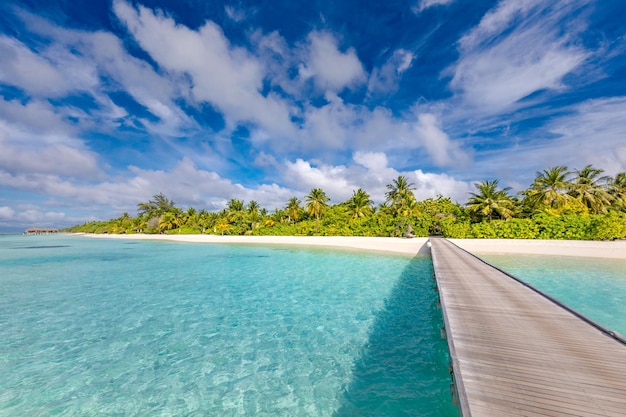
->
[[64, 165, 626, 241]]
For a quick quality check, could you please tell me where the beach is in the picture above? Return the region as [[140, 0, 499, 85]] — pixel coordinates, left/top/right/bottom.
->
[[80, 234, 626, 260]]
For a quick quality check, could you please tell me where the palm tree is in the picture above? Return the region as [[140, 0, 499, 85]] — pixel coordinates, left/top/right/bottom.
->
[[214, 218, 232, 235], [247, 200, 260, 229], [158, 209, 182, 233], [184, 207, 198, 228], [346, 188, 373, 220], [385, 176, 416, 213], [569, 165, 614, 214], [227, 198, 245, 212], [305, 188, 330, 231], [137, 193, 176, 218], [609, 172, 626, 210], [285, 197, 302, 223], [523, 166, 575, 213], [466, 180, 515, 221]]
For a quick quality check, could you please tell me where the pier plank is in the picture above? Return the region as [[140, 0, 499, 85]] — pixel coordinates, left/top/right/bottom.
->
[[430, 238, 626, 417]]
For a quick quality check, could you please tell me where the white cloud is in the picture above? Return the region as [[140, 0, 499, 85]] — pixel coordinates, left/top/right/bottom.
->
[[283, 153, 472, 204], [283, 159, 351, 202], [462, 96, 626, 188], [0, 205, 67, 229], [0, 157, 294, 216], [413, 0, 454, 14], [113, 0, 294, 136], [225, 5, 246, 22], [353, 151, 390, 172], [449, 0, 590, 113], [0, 35, 77, 96], [413, 113, 469, 167], [368, 49, 415, 95], [0, 98, 102, 178], [411, 169, 471, 201], [299, 31, 366, 92], [546, 97, 626, 174], [0, 206, 15, 220]]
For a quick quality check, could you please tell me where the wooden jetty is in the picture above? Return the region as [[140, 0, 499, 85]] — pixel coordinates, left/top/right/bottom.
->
[[429, 238, 626, 417]]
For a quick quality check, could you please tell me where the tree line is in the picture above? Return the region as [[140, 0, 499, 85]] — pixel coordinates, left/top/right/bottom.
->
[[64, 165, 626, 240]]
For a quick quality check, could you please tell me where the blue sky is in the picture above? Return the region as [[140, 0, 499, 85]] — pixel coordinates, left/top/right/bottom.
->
[[1, 0, 626, 230]]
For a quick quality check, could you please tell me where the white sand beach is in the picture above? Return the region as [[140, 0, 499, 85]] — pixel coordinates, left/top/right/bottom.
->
[[450, 238, 626, 260], [80, 234, 626, 260]]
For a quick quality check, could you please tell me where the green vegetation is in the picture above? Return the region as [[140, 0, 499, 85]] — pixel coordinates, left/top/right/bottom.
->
[[64, 165, 626, 240]]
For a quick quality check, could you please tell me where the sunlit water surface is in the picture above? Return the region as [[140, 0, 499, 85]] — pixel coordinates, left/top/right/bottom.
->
[[0, 235, 458, 416], [478, 252, 626, 337]]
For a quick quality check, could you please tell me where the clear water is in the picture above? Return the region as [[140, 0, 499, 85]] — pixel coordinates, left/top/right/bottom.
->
[[0, 235, 458, 416], [478, 253, 626, 337]]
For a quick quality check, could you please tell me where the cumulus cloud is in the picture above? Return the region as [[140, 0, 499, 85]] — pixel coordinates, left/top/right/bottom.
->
[[113, 0, 294, 136], [0, 204, 67, 229], [413, 113, 468, 167], [449, 0, 590, 113], [0, 35, 78, 96], [0, 157, 294, 217], [12, 9, 191, 136], [0, 206, 15, 220], [283, 153, 471, 204], [299, 31, 367, 92], [412, 169, 471, 201], [0, 98, 102, 178]]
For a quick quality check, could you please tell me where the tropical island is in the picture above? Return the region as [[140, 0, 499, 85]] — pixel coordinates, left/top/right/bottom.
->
[[65, 165, 626, 240]]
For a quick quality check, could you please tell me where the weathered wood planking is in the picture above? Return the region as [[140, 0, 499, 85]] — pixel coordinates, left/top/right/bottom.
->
[[429, 238, 626, 417]]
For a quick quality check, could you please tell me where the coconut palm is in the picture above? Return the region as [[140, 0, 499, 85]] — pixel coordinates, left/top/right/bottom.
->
[[247, 200, 261, 229], [466, 180, 515, 221], [346, 188, 374, 220], [285, 197, 302, 223], [184, 207, 199, 228], [523, 166, 575, 213], [569, 165, 614, 214], [227, 198, 245, 212], [305, 188, 330, 231], [158, 209, 182, 232], [609, 172, 626, 210], [137, 193, 176, 218], [385, 176, 416, 213]]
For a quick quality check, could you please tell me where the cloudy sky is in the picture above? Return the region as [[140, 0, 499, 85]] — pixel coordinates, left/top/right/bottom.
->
[[1, 0, 626, 231]]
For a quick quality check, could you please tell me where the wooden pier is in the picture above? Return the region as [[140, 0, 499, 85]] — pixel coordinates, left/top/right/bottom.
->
[[429, 238, 626, 417]]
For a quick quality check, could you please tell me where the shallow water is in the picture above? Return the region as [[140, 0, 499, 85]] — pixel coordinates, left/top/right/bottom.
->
[[0, 235, 458, 416], [478, 253, 626, 337]]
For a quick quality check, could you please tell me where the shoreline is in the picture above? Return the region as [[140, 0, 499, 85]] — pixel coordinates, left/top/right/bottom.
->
[[77, 234, 626, 260], [80, 234, 432, 256]]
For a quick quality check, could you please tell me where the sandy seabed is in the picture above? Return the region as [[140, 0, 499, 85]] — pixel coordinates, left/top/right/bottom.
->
[[80, 234, 626, 260]]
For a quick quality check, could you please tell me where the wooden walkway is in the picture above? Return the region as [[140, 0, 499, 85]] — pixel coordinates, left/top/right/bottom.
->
[[429, 238, 626, 417]]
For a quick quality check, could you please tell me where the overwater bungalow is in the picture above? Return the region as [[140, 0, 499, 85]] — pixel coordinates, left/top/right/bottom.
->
[[24, 228, 59, 235]]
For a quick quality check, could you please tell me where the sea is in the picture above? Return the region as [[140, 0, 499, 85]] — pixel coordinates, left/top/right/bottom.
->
[[1, 234, 625, 416], [479, 252, 626, 338], [0, 234, 455, 416]]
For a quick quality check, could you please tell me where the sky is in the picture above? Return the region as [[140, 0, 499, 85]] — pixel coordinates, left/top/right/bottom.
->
[[1, 0, 626, 231]]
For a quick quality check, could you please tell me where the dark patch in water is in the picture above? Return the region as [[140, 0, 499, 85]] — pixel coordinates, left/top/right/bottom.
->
[[13, 245, 70, 249]]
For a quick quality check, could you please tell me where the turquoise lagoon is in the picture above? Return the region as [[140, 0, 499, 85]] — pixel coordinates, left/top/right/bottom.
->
[[478, 252, 626, 337], [0, 235, 457, 416]]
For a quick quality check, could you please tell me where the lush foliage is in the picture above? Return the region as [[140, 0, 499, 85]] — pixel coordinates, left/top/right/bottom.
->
[[64, 166, 626, 240]]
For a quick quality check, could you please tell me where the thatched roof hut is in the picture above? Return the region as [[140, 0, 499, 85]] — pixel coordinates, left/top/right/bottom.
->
[[24, 228, 59, 235]]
